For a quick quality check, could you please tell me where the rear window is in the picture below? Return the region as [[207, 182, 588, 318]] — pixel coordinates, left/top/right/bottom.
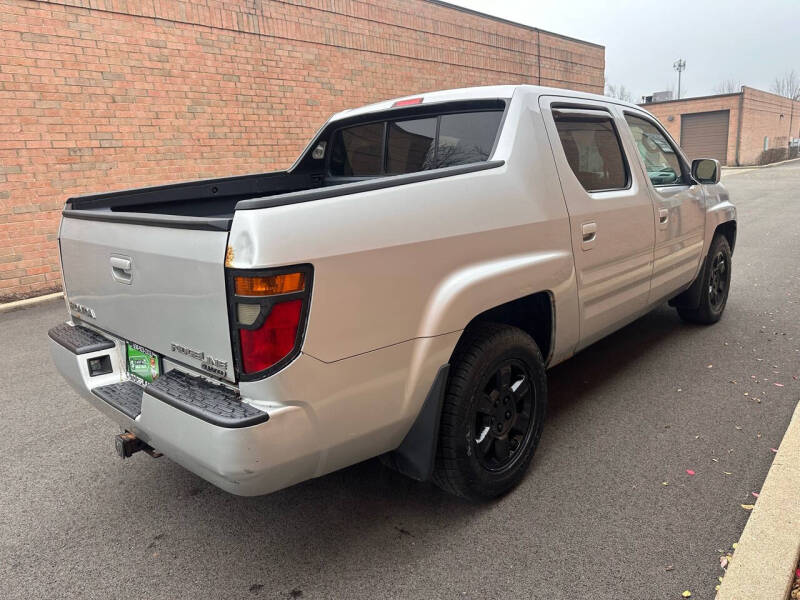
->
[[436, 112, 501, 168], [329, 122, 384, 177], [329, 110, 503, 177], [387, 118, 437, 174]]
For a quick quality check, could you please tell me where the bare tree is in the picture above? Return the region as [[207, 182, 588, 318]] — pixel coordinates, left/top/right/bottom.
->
[[714, 79, 741, 94], [605, 83, 632, 102], [771, 70, 800, 100]]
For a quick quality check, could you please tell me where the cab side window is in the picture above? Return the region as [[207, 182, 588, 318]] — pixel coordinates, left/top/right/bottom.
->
[[624, 114, 684, 186], [554, 113, 628, 192]]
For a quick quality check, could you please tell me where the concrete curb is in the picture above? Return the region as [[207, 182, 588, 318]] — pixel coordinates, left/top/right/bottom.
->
[[724, 157, 800, 171], [717, 400, 800, 600], [0, 291, 63, 313]]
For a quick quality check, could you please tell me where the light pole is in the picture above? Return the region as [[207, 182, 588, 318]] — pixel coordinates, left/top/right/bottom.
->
[[673, 59, 686, 99]]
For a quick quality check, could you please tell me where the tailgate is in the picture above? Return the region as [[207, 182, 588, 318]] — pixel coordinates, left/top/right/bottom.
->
[[59, 214, 235, 382]]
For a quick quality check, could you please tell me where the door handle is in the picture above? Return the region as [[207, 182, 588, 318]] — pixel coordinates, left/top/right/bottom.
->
[[581, 222, 597, 250], [110, 255, 132, 284], [658, 208, 669, 227]]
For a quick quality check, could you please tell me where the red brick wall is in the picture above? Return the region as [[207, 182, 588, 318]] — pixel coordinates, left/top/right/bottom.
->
[[642, 94, 741, 166], [0, 0, 604, 301], [738, 87, 800, 165], [641, 87, 800, 167]]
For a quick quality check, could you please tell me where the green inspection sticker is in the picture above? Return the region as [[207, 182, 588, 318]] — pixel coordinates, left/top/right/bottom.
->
[[126, 342, 160, 384]]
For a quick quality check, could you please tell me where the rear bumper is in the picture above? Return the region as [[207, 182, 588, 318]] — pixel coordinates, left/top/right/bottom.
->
[[48, 322, 319, 496]]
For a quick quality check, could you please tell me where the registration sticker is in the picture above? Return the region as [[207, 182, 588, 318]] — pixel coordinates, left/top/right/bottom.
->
[[126, 342, 161, 385]]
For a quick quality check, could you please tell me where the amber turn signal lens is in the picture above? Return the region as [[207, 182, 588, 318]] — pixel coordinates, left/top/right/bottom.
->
[[235, 272, 305, 296]]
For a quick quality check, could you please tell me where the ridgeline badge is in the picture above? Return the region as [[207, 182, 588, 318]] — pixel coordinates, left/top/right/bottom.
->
[[170, 343, 228, 377]]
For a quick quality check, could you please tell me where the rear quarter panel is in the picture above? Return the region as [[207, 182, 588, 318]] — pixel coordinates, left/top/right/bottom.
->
[[228, 89, 577, 367], [227, 89, 579, 473]]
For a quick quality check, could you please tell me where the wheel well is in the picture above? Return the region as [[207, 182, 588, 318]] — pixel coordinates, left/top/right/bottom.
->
[[715, 220, 737, 252], [458, 291, 554, 364]]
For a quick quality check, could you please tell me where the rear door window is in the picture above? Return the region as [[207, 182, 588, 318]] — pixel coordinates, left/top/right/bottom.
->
[[554, 114, 629, 192], [329, 109, 503, 177]]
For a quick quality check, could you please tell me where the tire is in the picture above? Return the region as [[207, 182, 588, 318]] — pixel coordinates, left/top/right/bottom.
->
[[677, 234, 732, 324], [433, 323, 547, 501]]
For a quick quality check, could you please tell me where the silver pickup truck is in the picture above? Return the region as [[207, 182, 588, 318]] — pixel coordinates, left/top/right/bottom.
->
[[49, 85, 736, 500]]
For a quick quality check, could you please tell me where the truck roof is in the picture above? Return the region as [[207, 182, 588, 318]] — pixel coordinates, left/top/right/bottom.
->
[[330, 84, 642, 121]]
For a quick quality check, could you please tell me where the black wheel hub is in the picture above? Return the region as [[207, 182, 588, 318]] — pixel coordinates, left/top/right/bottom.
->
[[708, 250, 728, 310], [473, 360, 535, 472]]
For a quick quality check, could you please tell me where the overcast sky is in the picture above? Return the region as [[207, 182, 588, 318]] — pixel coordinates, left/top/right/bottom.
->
[[448, 0, 799, 101]]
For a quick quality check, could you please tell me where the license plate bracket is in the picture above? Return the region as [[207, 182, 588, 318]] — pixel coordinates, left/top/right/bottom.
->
[[126, 342, 161, 385]]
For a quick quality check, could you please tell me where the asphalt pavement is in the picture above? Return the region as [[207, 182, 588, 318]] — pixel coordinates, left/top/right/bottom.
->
[[2, 162, 799, 600]]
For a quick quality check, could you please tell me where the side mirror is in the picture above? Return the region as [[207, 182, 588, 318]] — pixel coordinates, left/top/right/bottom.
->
[[691, 158, 721, 184]]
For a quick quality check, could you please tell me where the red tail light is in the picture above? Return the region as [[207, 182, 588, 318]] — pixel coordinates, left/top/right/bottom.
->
[[239, 300, 302, 374], [227, 265, 313, 381]]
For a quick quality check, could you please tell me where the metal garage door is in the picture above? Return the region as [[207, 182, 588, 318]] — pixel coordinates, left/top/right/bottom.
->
[[680, 110, 730, 165]]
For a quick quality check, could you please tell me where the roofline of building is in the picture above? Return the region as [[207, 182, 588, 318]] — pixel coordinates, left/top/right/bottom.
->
[[424, 0, 605, 49], [641, 85, 800, 107], [641, 91, 742, 106]]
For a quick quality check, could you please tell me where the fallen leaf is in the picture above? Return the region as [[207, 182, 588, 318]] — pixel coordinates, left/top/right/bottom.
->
[[732, 543, 738, 550], [720, 556, 729, 568], [662, 481, 669, 486], [686, 469, 695, 476], [741, 504, 755, 510], [712, 458, 719, 462], [682, 591, 692, 598], [665, 565, 674, 571], [735, 425, 742, 430], [774, 383, 784, 387], [752, 492, 759, 498], [707, 364, 713, 369], [724, 471, 732, 475], [770, 448, 778, 453]]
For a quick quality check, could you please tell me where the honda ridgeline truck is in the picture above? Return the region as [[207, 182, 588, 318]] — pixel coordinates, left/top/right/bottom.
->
[[49, 85, 736, 500]]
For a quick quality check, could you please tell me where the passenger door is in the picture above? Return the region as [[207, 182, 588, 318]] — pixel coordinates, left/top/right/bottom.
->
[[620, 111, 706, 305], [540, 97, 656, 350]]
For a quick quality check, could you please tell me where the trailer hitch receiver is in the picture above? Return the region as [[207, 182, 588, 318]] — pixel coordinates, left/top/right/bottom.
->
[[115, 432, 162, 459]]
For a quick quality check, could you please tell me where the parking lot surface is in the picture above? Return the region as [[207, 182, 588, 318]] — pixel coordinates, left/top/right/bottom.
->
[[2, 162, 799, 599]]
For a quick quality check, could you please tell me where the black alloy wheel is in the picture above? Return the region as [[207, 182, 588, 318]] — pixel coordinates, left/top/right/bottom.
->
[[708, 250, 728, 311], [473, 359, 536, 473], [433, 323, 547, 501]]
